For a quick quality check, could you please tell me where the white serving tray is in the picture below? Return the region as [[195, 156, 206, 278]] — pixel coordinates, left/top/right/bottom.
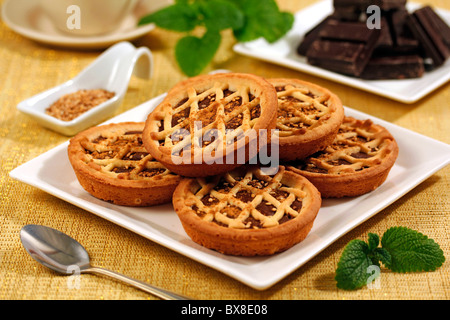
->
[[10, 94, 450, 290]]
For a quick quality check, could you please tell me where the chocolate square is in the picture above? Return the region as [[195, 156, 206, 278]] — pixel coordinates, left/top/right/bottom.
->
[[297, 16, 337, 56], [373, 17, 394, 54], [306, 20, 381, 76], [307, 41, 371, 76], [406, 7, 450, 67], [361, 55, 425, 79], [391, 9, 420, 53], [373, 0, 407, 11], [414, 6, 450, 59], [334, 0, 406, 11]]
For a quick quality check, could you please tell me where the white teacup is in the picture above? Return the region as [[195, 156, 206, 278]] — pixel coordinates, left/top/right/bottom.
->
[[38, 0, 139, 36]]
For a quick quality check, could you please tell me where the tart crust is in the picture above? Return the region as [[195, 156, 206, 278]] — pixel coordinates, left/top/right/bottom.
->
[[172, 165, 321, 256], [269, 78, 344, 161], [286, 117, 399, 198], [142, 73, 278, 177], [68, 122, 181, 206]]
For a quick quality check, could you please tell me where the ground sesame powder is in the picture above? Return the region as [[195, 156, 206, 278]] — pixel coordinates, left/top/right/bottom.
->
[[45, 89, 115, 121]]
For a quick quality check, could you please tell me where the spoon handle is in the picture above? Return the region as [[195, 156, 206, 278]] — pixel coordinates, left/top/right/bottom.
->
[[84, 266, 191, 300]]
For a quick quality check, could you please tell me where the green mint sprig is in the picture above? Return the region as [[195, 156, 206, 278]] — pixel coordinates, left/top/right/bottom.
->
[[335, 227, 445, 290], [138, 0, 294, 76]]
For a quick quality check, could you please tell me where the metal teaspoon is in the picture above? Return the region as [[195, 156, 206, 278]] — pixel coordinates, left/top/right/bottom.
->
[[20, 224, 191, 300]]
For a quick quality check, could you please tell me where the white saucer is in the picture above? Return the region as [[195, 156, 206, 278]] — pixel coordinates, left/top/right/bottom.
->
[[1, 0, 167, 49]]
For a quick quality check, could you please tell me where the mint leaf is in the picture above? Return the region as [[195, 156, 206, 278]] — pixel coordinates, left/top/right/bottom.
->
[[138, 0, 294, 76], [232, 0, 294, 43], [335, 240, 374, 290], [198, 0, 244, 31], [381, 227, 445, 273], [138, 3, 198, 31], [274, 12, 295, 41], [373, 247, 391, 266], [368, 233, 379, 251], [336, 227, 444, 291], [175, 29, 221, 77]]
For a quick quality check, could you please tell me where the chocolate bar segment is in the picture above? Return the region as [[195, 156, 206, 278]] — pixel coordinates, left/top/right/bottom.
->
[[361, 55, 424, 79], [414, 7, 450, 59], [373, 0, 407, 11], [373, 9, 420, 56], [333, 0, 368, 6], [307, 41, 371, 76], [390, 9, 420, 53], [306, 20, 381, 77], [297, 16, 336, 56], [373, 17, 394, 55], [318, 19, 377, 42], [333, 3, 363, 21], [420, 6, 450, 48], [334, 0, 406, 12], [406, 12, 446, 67]]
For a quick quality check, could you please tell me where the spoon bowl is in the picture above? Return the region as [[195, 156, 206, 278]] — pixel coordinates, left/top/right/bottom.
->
[[20, 224, 90, 274], [20, 224, 191, 300], [17, 41, 153, 136]]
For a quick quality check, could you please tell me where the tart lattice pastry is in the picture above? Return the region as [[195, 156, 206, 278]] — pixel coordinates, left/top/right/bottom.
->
[[269, 78, 344, 161], [286, 117, 399, 198], [68, 122, 181, 206], [142, 73, 278, 177], [172, 165, 321, 256]]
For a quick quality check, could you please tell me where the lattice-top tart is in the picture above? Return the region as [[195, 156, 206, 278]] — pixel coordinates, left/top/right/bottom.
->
[[68, 122, 181, 206], [142, 73, 278, 177], [286, 117, 399, 198], [269, 78, 344, 161], [172, 165, 321, 256]]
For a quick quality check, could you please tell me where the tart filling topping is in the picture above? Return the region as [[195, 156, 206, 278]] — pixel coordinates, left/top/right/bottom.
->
[[293, 118, 396, 174], [185, 167, 313, 229], [275, 85, 332, 137], [81, 129, 175, 180]]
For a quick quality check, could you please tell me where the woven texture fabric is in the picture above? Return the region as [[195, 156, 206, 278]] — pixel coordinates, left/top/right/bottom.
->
[[0, 0, 449, 300]]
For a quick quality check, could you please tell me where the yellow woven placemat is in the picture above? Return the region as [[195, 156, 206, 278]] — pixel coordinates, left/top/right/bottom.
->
[[0, 0, 449, 300]]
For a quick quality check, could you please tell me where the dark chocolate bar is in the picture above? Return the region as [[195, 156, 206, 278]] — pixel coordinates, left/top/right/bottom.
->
[[390, 9, 420, 53], [333, 0, 367, 6], [361, 55, 425, 79], [414, 7, 450, 59], [297, 16, 336, 56], [299, 1, 447, 80], [334, 5, 362, 21], [373, 17, 394, 54], [406, 8, 449, 67], [306, 20, 381, 76], [373, 0, 407, 11], [334, 0, 406, 11], [419, 6, 450, 48], [318, 19, 377, 42], [307, 41, 372, 76]]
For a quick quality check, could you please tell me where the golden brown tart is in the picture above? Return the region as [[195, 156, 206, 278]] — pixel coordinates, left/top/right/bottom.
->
[[269, 78, 344, 161], [286, 117, 399, 198], [172, 165, 321, 256], [142, 73, 278, 177], [68, 122, 181, 206]]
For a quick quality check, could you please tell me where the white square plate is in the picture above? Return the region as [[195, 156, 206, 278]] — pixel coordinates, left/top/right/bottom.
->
[[233, 0, 450, 104], [10, 94, 450, 290]]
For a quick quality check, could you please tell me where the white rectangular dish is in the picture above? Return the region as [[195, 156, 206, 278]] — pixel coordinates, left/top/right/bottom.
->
[[10, 94, 450, 290], [233, 0, 450, 104]]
